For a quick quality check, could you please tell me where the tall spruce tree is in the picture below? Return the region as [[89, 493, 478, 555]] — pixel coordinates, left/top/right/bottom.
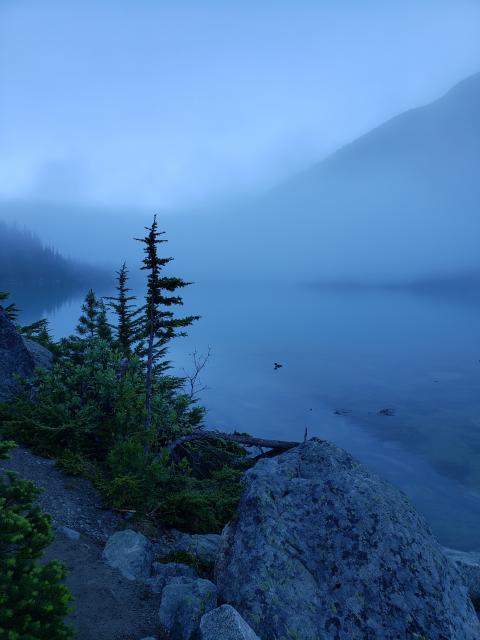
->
[[105, 262, 142, 355], [136, 215, 199, 432]]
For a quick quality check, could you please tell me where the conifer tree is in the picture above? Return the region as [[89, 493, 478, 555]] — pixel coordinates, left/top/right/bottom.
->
[[136, 215, 199, 432], [76, 289, 99, 338], [76, 290, 113, 342], [0, 291, 19, 321], [96, 300, 113, 342], [105, 262, 142, 355], [0, 441, 73, 639], [20, 318, 53, 349]]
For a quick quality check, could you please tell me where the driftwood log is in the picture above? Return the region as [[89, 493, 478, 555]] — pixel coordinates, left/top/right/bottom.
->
[[166, 430, 301, 462]]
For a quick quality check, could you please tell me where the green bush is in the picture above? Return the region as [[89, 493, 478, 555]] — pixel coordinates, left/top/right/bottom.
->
[[0, 335, 241, 534], [101, 440, 243, 533], [0, 441, 73, 640], [0, 338, 201, 458]]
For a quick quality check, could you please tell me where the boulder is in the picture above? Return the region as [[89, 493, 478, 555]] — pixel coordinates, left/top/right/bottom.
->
[[0, 308, 35, 400], [443, 547, 480, 605], [159, 576, 217, 640], [146, 562, 198, 594], [200, 605, 260, 640], [23, 337, 53, 370], [174, 533, 221, 564], [102, 529, 154, 581], [215, 439, 480, 640]]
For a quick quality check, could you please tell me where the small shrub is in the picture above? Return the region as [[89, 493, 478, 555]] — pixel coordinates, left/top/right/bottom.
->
[[0, 441, 73, 640], [101, 440, 243, 533]]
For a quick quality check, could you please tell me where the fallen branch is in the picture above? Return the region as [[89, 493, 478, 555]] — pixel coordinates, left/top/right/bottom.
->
[[166, 430, 301, 462]]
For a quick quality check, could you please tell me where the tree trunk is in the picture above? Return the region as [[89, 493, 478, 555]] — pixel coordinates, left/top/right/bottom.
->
[[144, 302, 155, 444]]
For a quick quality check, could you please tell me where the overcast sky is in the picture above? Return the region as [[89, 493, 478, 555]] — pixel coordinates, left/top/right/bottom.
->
[[1, 0, 480, 211]]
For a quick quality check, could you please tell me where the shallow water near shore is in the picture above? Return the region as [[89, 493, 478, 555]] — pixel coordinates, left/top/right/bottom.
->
[[12, 282, 480, 550]]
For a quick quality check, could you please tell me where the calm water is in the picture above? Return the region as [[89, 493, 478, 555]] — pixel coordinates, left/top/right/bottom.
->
[[12, 283, 480, 550]]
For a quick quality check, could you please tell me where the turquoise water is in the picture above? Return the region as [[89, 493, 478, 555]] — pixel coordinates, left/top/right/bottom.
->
[[13, 282, 480, 550]]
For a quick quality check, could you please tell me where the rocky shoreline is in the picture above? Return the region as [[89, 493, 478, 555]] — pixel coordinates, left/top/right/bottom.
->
[[1, 307, 480, 639]]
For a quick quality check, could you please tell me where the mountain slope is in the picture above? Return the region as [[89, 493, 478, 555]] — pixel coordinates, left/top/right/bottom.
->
[[256, 72, 480, 282]]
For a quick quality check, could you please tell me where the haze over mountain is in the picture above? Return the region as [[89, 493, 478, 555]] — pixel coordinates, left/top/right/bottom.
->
[[220, 71, 480, 284], [1, 73, 480, 287]]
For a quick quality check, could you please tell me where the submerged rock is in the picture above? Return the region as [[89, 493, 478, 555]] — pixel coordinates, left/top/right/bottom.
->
[[102, 529, 154, 581], [159, 576, 217, 640], [216, 438, 480, 640], [0, 308, 35, 400], [444, 547, 480, 606], [200, 605, 260, 640]]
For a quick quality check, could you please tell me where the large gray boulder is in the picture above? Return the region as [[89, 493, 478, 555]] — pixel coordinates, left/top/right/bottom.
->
[[215, 439, 480, 640], [102, 529, 154, 581], [159, 576, 217, 640], [200, 605, 260, 640], [0, 308, 35, 400], [444, 547, 480, 606]]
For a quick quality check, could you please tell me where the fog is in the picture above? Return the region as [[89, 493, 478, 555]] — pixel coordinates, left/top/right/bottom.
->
[[0, 0, 480, 280], [1, 1, 480, 288]]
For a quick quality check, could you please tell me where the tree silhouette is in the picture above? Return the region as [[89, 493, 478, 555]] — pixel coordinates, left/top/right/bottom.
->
[[136, 215, 199, 434]]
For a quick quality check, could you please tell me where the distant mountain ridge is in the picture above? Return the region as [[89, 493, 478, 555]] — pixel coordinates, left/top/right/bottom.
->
[[280, 72, 480, 194]]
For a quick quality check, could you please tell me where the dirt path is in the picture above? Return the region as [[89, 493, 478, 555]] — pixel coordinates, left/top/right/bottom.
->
[[1, 446, 163, 640]]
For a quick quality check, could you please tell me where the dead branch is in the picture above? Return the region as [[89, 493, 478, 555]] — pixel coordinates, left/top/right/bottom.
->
[[166, 430, 301, 462], [182, 347, 211, 400]]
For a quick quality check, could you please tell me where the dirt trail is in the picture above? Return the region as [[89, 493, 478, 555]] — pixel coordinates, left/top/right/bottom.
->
[[1, 446, 162, 640]]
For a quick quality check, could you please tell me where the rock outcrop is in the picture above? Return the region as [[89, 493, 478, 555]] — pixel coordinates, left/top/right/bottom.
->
[[23, 337, 53, 370], [0, 309, 54, 400], [199, 605, 260, 640], [102, 529, 154, 581], [215, 439, 480, 640], [159, 576, 217, 640], [0, 308, 35, 400]]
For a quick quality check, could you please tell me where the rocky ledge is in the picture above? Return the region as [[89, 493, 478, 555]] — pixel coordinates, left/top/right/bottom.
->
[[0, 307, 52, 400]]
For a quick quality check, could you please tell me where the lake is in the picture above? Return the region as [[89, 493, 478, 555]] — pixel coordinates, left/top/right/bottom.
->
[[10, 281, 480, 550]]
